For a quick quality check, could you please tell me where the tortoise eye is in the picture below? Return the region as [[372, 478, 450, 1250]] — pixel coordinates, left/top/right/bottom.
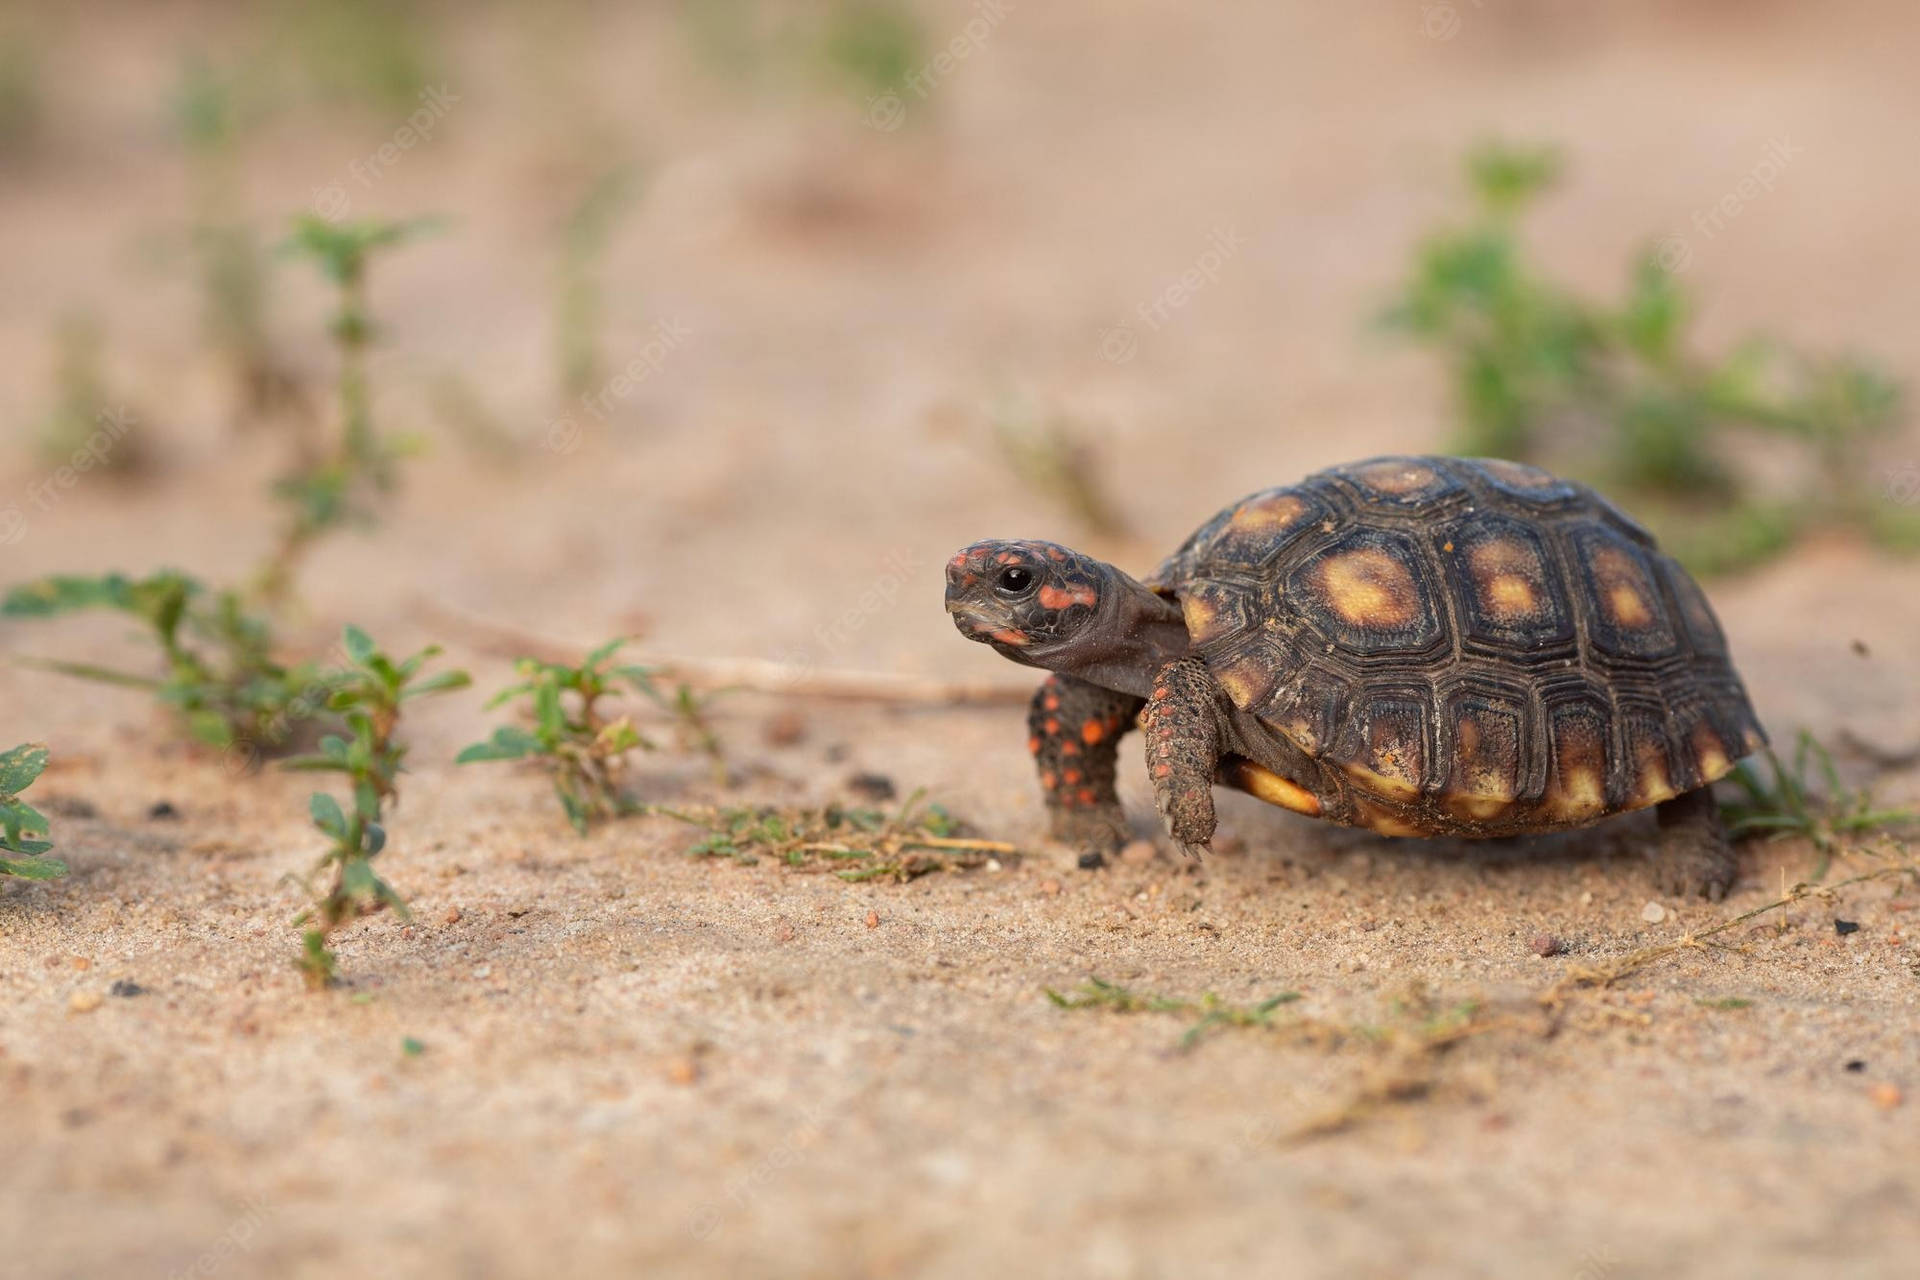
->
[[994, 566, 1036, 597]]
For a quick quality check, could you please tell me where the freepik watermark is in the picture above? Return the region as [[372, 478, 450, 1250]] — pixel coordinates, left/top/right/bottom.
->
[[3, 406, 137, 545], [312, 85, 460, 221], [1099, 226, 1247, 363], [1418, 0, 1485, 41], [166, 1195, 275, 1280], [544, 318, 693, 453], [1655, 136, 1801, 273], [687, 1103, 829, 1240], [864, 0, 1015, 131]]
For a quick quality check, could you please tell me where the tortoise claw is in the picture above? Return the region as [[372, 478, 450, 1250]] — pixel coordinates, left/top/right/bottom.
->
[[1179, 841, 1211, 861]]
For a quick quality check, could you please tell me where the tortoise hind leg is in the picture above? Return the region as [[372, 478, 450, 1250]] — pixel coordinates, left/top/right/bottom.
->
[[1652, 786, 1738, 901], [1029, 674, 1142, 854]]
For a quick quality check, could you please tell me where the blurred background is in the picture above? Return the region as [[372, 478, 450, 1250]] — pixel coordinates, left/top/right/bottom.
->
[[5, 0, 1920, 748], [9, 7, 1920, 1277]]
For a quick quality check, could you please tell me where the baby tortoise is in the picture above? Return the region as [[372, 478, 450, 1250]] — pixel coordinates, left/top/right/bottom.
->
[[945, 455, 1766, 899]]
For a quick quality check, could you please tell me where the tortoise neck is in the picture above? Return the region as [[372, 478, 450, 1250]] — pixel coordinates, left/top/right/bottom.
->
[[1066, 568, 1189, 698]]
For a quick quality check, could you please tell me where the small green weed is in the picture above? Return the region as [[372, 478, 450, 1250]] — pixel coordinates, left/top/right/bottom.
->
[[1723, 730, 1916, 866], [655, 790, 1011, 882], [459, 639, 660, 833], [1384, 141, 1909, 573], [0, 743, 65, 881], [1045, 978, 1303, 1051], [3, 572, 325, 752], [460, 639, 727, 833], [556, 164, 640, 401], [993, 408, 1131, 540], [265, 214, 440, 603], [287, 625, 468, 988]]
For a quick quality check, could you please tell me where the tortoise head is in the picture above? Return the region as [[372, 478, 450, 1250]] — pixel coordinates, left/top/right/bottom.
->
[[944, 539, 1188, 695]]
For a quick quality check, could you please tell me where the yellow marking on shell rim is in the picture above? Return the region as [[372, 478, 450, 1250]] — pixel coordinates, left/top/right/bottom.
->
[[1316, 548, 1418, 629], [1228, 492, 1310, 534], [1448, 715, 1516, 818], [1225, 761, 1322, 818], [1353, 800, 1426, 838], [1741, 725, 1767, 756], [1554, 766, 1606, 819], [1692, 725, 1733, 782], [1346, 761, 1421, 804]]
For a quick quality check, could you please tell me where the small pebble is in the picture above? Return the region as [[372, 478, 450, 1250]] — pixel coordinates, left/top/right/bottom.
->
[[68, 990, 102, 1014], [774, 922, 796, 943], [846, 772, 896, 802], [1869, 1083, 1903, 1110], [72, 957, 91, 972], [865, 909, 880, 930], [1835, 918, 1860, 936], [443, 906, 462, 925], [1077, 851, 1107, 871], [1530, 934, 1563, 958], [1039, 879, 1061, 896], [763, 710, 808, 748], [1641, 901, 1667, 925], [147, 801, 180, 821], [108, 980, 145, 998], [666, 1056, 700, 1086], [1845, 1060, 1868, 1073]]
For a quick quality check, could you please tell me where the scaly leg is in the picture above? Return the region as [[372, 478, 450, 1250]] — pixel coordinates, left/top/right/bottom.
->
[[1028, 673, 1142, 854], [1141, 657, 1223, 857], [1652, 786, 1738, 901]]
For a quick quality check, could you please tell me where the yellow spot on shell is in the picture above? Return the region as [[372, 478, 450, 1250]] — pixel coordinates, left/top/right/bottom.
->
[[1352, 459, 1436, 493], [1223, 760, 1322, 817], [1228, 492, 1309, 534], [1488, 575, 1537, 616], [1608, 584, 1652, 627], [1347, 761, 1421, 803], [1182, 593, 1222, 643], [1213, 659, 1267, 707], [1316, 548, 1418, 629]]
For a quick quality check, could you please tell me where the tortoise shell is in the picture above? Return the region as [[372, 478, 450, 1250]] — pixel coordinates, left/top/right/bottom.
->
[[1147, 456, 1765, 836]]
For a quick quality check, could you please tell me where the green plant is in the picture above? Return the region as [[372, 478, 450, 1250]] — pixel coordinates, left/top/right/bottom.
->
[[174, 57, 304, 428], [3, 572, 325, 752], [36, 314, 144, 473], [993, 408, 1131, 540], [265, 214, 439, 602], [458, 639, 660, 834], [657, 790, 1010, 882], [1045, 979, 1304, 1051], [1723, 730, 1916, 866], [1383, 141, 1909, 572], [269, 0, 436, 115], [556, 165, 640, 401], [287, 625, 469, 988], [821, 0, 923, 98], [0, 743, 65, 881]]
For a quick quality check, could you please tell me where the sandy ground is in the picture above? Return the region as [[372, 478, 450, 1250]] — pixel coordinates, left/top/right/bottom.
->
[[3, 3, 1920, 1277]]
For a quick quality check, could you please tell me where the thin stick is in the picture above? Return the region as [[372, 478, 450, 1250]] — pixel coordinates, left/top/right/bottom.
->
[[416, 600, 1033, 706]]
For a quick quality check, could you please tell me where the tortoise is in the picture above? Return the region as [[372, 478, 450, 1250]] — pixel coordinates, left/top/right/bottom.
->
[[944, 455, 1765, 899]]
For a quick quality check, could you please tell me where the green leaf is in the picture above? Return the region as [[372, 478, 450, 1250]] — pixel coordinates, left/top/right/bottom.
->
[[0, 854, 68, 880], [583, 637, 628, 669], [403, 670, 472, 700], [309, 792, 348, 839], [10, 657, 163, 691], [0, 743, 49, 796], [343, 624, 376, 666], [456, 726, 541, 763]]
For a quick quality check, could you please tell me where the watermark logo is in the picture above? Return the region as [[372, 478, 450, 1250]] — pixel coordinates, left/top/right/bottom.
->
[[1099, 226, 1246, 363], [866, 92, 906, 132], [863, 0, 1015, 128], [0, 503, 25, 547], [1885, 463, 1920, 507], [542, 317, 693, 452], [1657, 136, 1801, 273]]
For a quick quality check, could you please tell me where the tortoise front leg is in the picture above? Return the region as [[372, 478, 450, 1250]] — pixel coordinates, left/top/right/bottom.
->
[[1028, 673, 1143, 854], [1142, 657, 1223, 857]]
